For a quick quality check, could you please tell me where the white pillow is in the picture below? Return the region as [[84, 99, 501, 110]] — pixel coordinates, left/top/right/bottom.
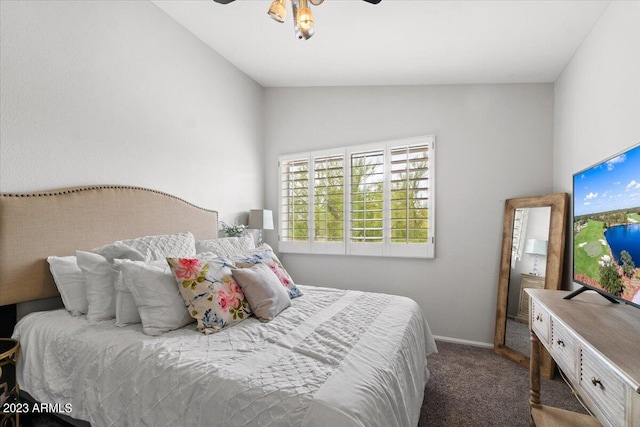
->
[[100, 232, 197, 262], [114, 274, 142, 327], [195, 234, 255, 258], [93, 244, 144, 325], [90, 232, 197, 326], [47, 256, 88, 316], [115, 259, 194, 336], [76, 250, 118, 323]]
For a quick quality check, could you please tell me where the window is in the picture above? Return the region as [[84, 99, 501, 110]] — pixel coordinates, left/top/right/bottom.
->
[[390, 145, 430, 243], [280, 158, 309, 243], [279, 136, 435, 258], [313, 154, 344, 243]]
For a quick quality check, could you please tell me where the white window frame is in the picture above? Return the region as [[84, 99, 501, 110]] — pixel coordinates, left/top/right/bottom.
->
[[345, 142, 386, 257], [278, 135, 435, 259], [279, 153, 311, 254], [310, 148, 346, 255]]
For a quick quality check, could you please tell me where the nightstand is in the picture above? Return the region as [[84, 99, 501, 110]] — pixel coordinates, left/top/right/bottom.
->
[[0, 338, 20, 427], [515, 273, 545, 323]]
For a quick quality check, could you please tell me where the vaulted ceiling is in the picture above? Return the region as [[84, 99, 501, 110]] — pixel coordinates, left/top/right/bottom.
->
[[152, 0, 610, 87]]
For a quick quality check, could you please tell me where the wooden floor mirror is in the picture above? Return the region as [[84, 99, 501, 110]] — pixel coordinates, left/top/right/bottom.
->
[[494, 193, 568, 378]]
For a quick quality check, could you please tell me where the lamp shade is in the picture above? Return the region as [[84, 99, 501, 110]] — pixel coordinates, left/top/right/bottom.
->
[[524, 239, 547, 256], [249, 209, 274, 230]]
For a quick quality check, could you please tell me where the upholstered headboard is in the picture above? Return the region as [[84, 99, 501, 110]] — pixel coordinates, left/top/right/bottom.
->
[[0, 185, 218, 306]]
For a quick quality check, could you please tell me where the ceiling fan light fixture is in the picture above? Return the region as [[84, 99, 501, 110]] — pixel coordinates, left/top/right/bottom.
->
[[291, 0, 314, 40], [296, 0, 314, 39], [268, 0, 287, 23], [214, 0, 380, 39], [298, 23, 315, 40]]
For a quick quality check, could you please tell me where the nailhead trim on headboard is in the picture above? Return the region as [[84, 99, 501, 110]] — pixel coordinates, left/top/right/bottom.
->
[[0, 185, 218, 214]]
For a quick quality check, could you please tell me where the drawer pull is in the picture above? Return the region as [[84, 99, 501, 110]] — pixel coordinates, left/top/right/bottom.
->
[[536, 314, 542, 322], [556, 339, 565, 347], [591, 377, 603, 388]]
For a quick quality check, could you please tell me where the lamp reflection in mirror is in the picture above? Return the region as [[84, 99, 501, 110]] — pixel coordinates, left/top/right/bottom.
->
[[524, 239, 547, 276], [249, 209, 274, 245]]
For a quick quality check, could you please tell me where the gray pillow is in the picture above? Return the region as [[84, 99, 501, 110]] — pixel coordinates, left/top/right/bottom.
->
[[232, 263, 291, 322]]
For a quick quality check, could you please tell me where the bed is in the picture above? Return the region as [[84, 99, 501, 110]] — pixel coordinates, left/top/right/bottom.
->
[[1, 186, 437, 427]]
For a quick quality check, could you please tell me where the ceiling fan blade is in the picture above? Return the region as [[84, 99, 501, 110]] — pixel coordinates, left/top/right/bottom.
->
[[362, 0, 382, 3], [213, 0, 235, 4]]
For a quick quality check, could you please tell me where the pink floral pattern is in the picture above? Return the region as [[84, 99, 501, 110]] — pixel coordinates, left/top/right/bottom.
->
[[174, 258, 202, 280], [167, 256, 251, 334], [232, 244, 302, 298], [218, 290, 229, 311]]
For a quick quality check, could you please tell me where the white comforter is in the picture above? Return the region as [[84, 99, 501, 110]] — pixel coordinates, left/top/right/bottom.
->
[[13, 285, 437, 427]]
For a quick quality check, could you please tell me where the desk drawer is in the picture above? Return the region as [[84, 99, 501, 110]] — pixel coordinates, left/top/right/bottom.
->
[[531, 300, 550, 345], [550, 318, 577, 379], [580, 348, 625, 427]]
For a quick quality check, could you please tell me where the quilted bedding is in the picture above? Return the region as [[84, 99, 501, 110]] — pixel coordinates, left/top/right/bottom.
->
[[13, 285, 437, 427]]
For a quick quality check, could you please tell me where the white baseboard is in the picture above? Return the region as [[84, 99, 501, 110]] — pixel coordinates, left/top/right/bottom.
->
[[433, 335, 493, 349]]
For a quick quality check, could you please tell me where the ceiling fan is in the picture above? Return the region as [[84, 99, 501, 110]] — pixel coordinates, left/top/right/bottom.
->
[[212, 0, 382, 40]]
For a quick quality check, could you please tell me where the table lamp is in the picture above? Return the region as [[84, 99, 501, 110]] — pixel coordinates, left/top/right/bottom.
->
[[248, 209, 274, 245], [524, 239, 547, 276]]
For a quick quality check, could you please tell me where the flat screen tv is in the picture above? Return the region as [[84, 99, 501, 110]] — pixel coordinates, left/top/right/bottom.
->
[[572, 142, 640, 308]]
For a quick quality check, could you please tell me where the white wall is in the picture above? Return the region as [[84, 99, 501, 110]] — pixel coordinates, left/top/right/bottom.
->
[[264, 84, 554, 345], [553, 1, 640, 288], [5, 0, 621, 345], [0, 0, 264, 222]]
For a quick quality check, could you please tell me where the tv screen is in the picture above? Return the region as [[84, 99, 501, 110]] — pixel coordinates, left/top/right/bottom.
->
[[573, 142, 640, 308]]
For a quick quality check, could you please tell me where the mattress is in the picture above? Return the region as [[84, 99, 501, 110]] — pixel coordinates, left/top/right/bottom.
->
[[13, 285, 437, 427]]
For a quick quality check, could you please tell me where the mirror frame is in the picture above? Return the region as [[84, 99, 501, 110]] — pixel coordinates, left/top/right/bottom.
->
[[494, 192, 568, 378]]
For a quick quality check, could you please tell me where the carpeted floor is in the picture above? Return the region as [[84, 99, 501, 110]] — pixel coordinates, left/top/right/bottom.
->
[[419, 340, 588, 426], [505, 318, 530, 356]]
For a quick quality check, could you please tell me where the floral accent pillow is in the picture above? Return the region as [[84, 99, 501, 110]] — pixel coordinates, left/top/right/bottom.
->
[[232, 244, 302, 299], [167, 256, 251, 334]]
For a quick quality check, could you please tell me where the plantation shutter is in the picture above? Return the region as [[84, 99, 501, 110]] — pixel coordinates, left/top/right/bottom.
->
[[279, 135, 435, 258], [310, 153, 345, 254], [280, 158, 310, 251], [348, 148, 385, 256], [313, 154, 344, 242], [390, 143, 431, 243], [511, 208, 529, 269]]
